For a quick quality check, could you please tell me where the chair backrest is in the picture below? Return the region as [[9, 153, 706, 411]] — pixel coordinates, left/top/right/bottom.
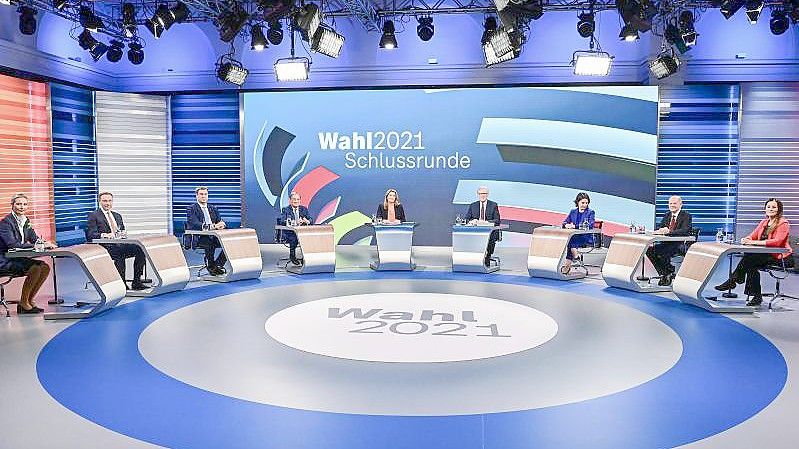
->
[[592, 220, 604, 248], [680, 227, 701, 255], [274, 217, 285, 244], [182, 221, 195, 250]]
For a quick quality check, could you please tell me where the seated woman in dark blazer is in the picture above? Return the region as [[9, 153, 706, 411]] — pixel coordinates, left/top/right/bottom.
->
[[376, 189, 406, 224], [561, 192, 595, 274], [715, 198, 792, 306]]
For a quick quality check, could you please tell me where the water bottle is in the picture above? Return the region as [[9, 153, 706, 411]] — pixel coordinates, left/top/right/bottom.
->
[[630, 221, 636, 233], [715, 228, 724, 243], [371, 214, 377, 225], [34, 237, 44, 252], [580, 219, 589, 231]]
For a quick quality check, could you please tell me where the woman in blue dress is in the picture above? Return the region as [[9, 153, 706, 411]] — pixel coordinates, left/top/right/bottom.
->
[[561, 192, 596, 274]]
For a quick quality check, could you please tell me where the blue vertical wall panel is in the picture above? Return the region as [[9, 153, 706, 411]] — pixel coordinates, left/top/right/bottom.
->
[[170, 93, 241, 234], [657, 85, 740, 239], [51, 83, 97, 245]]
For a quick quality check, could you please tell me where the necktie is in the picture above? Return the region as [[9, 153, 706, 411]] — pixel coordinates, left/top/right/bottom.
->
[[669, 214, 677, 232], [294, 208, 299, 221], [480, 202, 486, 221], [106, 212, 118, 234]]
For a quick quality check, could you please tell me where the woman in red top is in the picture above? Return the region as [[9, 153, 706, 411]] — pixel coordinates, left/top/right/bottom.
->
[[715, 198, 792, 306]]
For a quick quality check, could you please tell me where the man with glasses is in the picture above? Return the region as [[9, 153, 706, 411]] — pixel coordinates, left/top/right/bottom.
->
[[464, 186, 501, 266]]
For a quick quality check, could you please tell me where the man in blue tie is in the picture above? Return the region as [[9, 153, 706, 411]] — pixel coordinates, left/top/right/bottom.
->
[[280, 192, 313, 265], [464, 186, 501, 266], [186, 186, 227, 276]]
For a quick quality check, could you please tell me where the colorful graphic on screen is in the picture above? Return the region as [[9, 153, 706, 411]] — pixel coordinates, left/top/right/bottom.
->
[[242, 87, 658, 246]]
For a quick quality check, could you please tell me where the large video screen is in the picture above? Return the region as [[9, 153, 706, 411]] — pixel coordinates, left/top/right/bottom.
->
[[242, 87, 658, 246]]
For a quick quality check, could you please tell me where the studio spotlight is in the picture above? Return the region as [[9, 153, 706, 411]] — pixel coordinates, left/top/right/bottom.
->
[[417, 16, 434, 41], [122, 2, 137, 38], [311, 26, 344, 58], [379, 20, 398, 49], [267, 20, 283, 45], [665, 23, 690, 54], [18, 6, 37, 36], [217, 61, 249, 86], [678, 10, 697, 47], [77, 28, 107, 61], [295, 3, 322, 41], [572, 50, 613, 76], [251, 24, 268, 51], [170, 2, 190, 23], [145, 17, 164, 38], [79, 5, 104, 31], [577, 12, 595, 38], [154, 3, 176, 30], [274, 57, 310, 82], [649, 51, 680, 79], [619, 23, 639, 41], [720, 0, 744, 20], [770, 8, 789, 35], [217, 6, 248, 42], [127, 41, 144, 65], [483, 27, 521, 66], [481, 17, 498, 45], [492, 0, 510, 12], [52, 0, 69, 11], [746, 0, 764, 24], [106, 39, 124, 62]]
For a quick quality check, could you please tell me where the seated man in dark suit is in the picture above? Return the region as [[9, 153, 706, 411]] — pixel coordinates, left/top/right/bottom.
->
[[280, 192, 313, 265], [464, 186, 501, 266], [87, 192, 146, 290], [646, 195, 693, 286], [186, 186, 227, 276], [0, 193, 55, 314]]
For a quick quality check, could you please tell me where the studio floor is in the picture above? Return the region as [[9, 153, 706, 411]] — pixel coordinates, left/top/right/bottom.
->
[[1, 245, 798, 449]]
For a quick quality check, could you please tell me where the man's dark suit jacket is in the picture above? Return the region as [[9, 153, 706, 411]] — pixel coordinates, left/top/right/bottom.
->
[[464, 200, 501, 225], [280, 205, 313, 225], [658, 210, 693, 236], [186, 203, 222, 230], [0, 213, 39, 268], [87, 209, 126, 241]]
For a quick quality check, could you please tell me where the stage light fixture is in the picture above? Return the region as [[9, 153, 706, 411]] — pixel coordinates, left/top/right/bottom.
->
[[127, 41, 144, 65], [267, 20, 283, 45], [295, 3, 322, 41], [483, 41, 517, 67], [619, 24, 639, 41], [217, 61, 249, 86], [572, 50, 613, 76], [577, 12, 595, 38], [770, 8, 789, 35], [79, 5, 104, 31], [678, 10, 697, 47], [106, 39, 124, 62], [481, 17, 498, 45], [649, 51, 680, 79], [18, 6, 37, 36], [745, 0, 764, 24], [77, 29, 107, 60], [379, 20, 398, 49], [217, 6, 248, 43], [665, 23, 690, 54], [122, 2, 137, 38], [52, 0, 69, 11], [145, 17, 164, 38], [251, 24, 268, 51], [274, 57, 310, 81], [483, 27, 521, 66], [169, 2, 190, 23], [720, 0, 744, 19], [489, 27, 514, 59], [311, 26, 344, 58], [417, 16, 434, 41]]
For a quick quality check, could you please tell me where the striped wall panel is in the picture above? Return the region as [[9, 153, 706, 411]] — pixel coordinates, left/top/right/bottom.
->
[[656, 84, 740, 239], [170, 93, 241, 234], [95, 91, 171, 235], [51, 83, 97, 245], [0, 73, 55, 241], [737, 82, 799, 238]]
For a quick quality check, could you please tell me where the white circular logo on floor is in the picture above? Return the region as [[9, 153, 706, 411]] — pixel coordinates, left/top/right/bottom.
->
[[264, 293, 558, 363]]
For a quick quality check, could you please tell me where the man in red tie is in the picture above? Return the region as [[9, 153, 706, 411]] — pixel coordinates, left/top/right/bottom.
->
[[646, 195, 693, 286], [464, 186, 501, 266]]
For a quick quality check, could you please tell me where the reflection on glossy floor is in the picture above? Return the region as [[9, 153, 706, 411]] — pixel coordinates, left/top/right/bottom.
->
[[1, 245, 798, 449]]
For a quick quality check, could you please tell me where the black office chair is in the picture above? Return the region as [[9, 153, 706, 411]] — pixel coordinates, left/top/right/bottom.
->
[[1, 269, 24, 318], [576, 220, 604, 272], [763, 237, 799, 310], [274, 217, 292, 268]]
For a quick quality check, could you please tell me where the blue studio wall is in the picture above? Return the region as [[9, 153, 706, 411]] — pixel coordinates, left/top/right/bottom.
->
[[170, 93, 242, 234], [51, 82, 98, 245]]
